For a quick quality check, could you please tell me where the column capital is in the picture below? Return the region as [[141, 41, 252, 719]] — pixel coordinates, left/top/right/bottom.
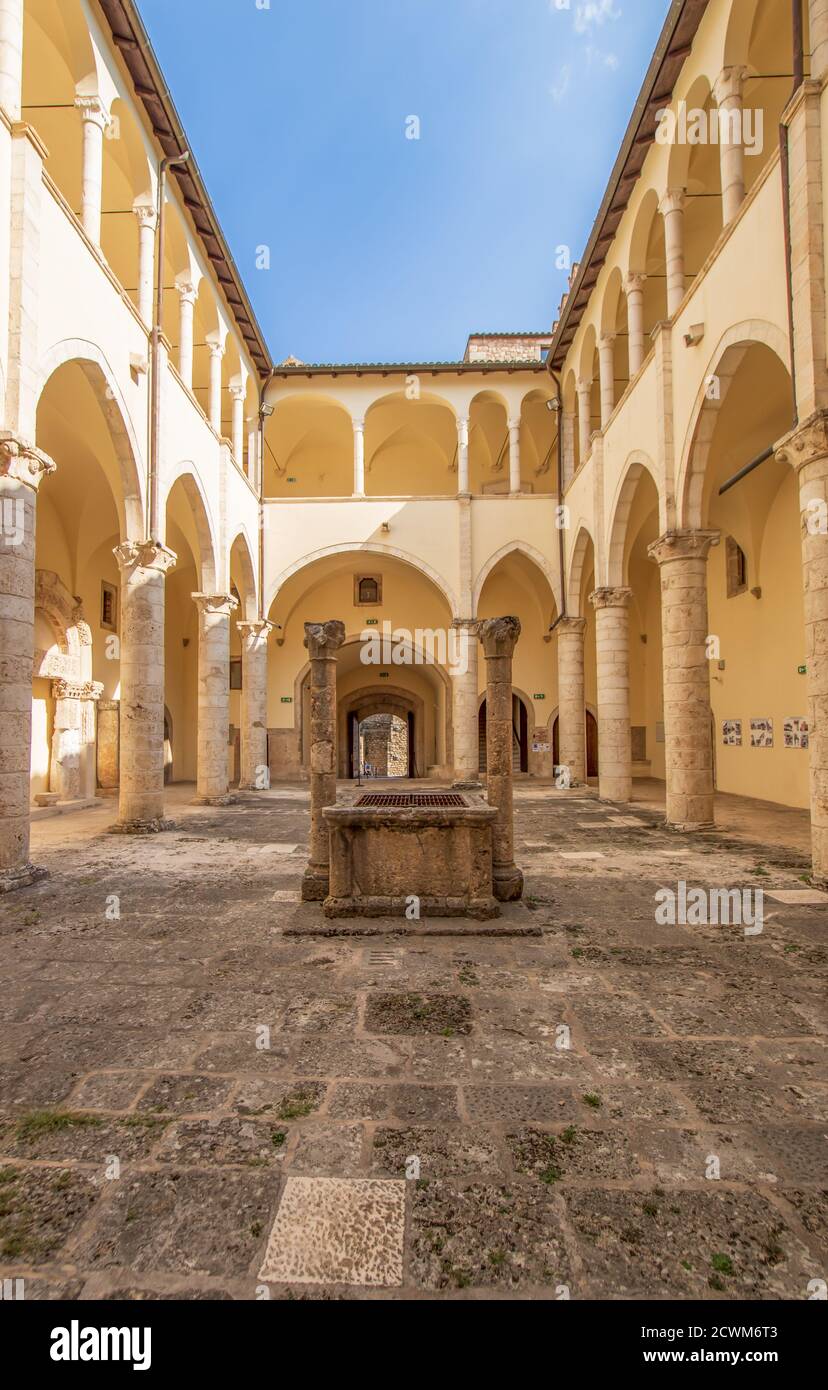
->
[[457, 414, 470, 431], [229, 382, 246, 402], [557, 615, 587, 636], [659, 187, 686, 217], [206, 336, 225, 360], [237, 619, 274, 640], [623, 272, 647, 296], [590, 586, 633, 611], [175, 274, 198, 305], [507, 416, 521, 432], [352, 416, 365, 433], [647, 529, 720, 566], [51, 678, 104, 702], [113, 540, 177, 576], [304, 619, 346, 660], [599, 332, 616, 348], [452, 616, 478, 633], [713, 64, 748, 106], [192, 592, 239, 618], [74, 93, 110, 130], [132, 197, 157, 229], [775, 410, 828, 473], [0, 434, 56, 490], [477, 615, 521, 659], [576, 377, 593, 394]]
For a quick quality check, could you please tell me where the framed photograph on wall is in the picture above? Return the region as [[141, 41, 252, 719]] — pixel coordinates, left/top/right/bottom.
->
[[750, 718, 773, 748], [722, 719, 742, 747]]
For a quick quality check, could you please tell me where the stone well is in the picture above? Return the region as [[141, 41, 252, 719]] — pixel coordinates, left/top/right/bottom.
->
[[323, 790, 499, 920]]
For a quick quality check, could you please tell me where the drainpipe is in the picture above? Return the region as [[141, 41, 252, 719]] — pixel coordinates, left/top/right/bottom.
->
[[719, 0, 803, 497], [149, 150, 190, 541], [257, 367, 275, 620]]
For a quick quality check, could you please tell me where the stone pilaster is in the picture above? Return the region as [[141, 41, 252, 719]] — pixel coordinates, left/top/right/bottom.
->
[[590, 587, 633, 804], [451, 618, 481, 788], [49, 678, 103, 801], [478, 616, 523, 902], [0, 434, 55, 891], [812, 0, 828, 82], [648, 530, 719, 831], [776, 412, 828, 883], [238, 619, 273, 790], [74, 94, 110, 246], [302, 620, 346, 901], [556, 616, 587, 786], [192, 593, 238, 805], [623, 273, 647, 376], [659, 188, 686, 317], [112, 540, 176, 834]]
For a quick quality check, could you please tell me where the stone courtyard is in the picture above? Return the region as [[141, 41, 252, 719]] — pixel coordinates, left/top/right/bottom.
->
[[0, 784, 825, 1301]]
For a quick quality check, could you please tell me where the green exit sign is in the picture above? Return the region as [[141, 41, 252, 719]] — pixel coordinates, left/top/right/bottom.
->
[[281, 697, 293, 704], [799, 665, 807, 675], [365, 618, 379, 626], [379, 672, 390, 679], [533, 693, 546, 701]]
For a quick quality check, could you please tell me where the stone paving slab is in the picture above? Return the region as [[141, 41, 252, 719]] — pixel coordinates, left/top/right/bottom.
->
[[0, 784, 825, 1300]]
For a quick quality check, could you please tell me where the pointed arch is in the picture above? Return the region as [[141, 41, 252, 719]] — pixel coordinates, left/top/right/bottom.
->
[[567, 523, 595, 616], [606, 453, 662, 586], [228, 525, 258, 620], [472, 540, 561, 615], [265, 542, 459, 619], [162, 464, 219, 592]]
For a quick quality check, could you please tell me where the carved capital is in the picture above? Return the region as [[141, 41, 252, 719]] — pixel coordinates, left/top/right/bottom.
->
[[133, 198, 157, 229], [599, 333, 616, 350], [175, 275, 198, 306], [590, 586, 633, 611], [576, 378, 593, 395], [775, 410, 828, 473], [713, 65, 748, 107], [113, 541, 177, 577], [648, 529, 720, 567], [623, 272, 647, 297], [304, 620, 347, 660], [237, 619, 274, 642], [557, 616, 587, 637], [477, 615, 521, 659], [192, 592, 239, 619], [659, 187, 686, 218], [52, 679, 104, 702], [0, 434, 56, 490], [74, 94, 111, 131]]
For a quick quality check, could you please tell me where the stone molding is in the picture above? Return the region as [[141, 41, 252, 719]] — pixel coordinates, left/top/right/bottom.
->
[[237, 619, 274, 640], [477, 615, 521, 659], [648, 529, 720, 567], [51, 679, 104, 702], [775, 410, 828, 473], [191, 592, 239, 618], [557, 616, 587, 636], [304, 620, 346, 660], [113, 541, 177, 576], [590, 586, 633, 611], [0, 433, 56, 490]]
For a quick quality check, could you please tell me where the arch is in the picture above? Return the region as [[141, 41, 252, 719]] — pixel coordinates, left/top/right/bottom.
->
[[628, 187, 661, 276], [339, 684, 426, 779], [37, 339, 144, 541], [364, 387, 459, 421], [723, 0, 763, 68], [228, 526, 258, 620], [678, 319, 792, 528], [600, 265, 625, 337], [606, 453, 662, 586], [266, 543, 459, 620], [567, 524, 595, 616], [578, 321, 598, 384], [162, 464, 219, 592], [33, 569, 89, 675], [472, 540, 561, 615]]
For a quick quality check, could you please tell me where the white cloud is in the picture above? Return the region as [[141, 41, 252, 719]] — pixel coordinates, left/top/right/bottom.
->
[[574, 1, 622, 35], [550, 64, 572, 104], [586, 45, 620, 70]]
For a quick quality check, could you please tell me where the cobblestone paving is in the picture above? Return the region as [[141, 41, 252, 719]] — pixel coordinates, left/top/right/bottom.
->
[[1, 786, 826, 1300]]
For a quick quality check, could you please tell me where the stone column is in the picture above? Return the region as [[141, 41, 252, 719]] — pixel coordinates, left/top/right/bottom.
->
[[192, 592, 238, 805], [175, 276, 198, 390], [478, 616, 523, 902], [576, 379, 593, 462], [0, 0, 24, 121], [713, 67, 748, 225], [49, 679, 102, 801], [648, 530, 719, 830], [451, 618, 481, 787], [230, 384, 245, 465], [623, 273, 647, 376], [238, 619, 273, 790], [133, 198, 156, 327], [113, 540, 176, 833], [97, 699, 120, 793], [776, 413, 828, 883], [207, 338, 224, 434], [562, 408, 576, 487], [598, 334, 616, 427], [74, 95, 110, 246], [508, 417, 521, 494], [0, 435, 55, 891], [659, 188, 687, 317], [353, 417, 366, 497], [302, 620, 346, 901], [590, 588, 633, 803], [812, 0, 828, 82], [456, 414, 470, 495], [556, 616, 587, 786]]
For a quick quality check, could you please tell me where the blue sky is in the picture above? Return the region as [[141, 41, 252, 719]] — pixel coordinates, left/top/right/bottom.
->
[[135, 0, 672, 365]]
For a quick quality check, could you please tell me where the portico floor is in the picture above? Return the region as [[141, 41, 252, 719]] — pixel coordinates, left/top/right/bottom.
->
[[0, 783, 825, 1299]]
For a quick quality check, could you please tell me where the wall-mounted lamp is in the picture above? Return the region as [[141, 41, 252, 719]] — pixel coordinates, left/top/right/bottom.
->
[[750, 586, 762, 600]]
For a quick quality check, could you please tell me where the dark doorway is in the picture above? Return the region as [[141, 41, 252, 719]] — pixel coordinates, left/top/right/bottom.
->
[[407, 710, 416, 777], [552, 712, 599, 779], [479, 695, 528, 773]]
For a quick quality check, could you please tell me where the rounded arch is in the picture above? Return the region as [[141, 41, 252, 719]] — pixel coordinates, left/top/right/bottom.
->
[[578, 322, 598, 384], [364, 387, 459, 421], [678, 319, 792, 528], [723, 0, 762, 68], [37, 339, 144, 541], [228, 526, 258, 620], [567, 523, 595, 616], [606, 453, 662, 586], [162, 464, 219, 592], [33, 569, 87, 671], [600, 264, 625, 337], [472, 540, 561, 615], [628, 187, 661, 276], [266, 542, 459, 620]]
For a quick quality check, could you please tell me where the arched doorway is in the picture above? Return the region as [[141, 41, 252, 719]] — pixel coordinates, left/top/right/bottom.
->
[[479, 693, 530, 774], [553, 711, 599, 779]]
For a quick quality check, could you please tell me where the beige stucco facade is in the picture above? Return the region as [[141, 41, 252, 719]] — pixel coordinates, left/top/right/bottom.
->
[[3, 0, 828, 887]]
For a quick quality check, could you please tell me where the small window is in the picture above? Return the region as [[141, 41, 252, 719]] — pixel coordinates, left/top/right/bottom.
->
[[355, 574, 382, 606], [725, 537, 747, 598], [229, 658, 243, 690], [101, 581, 118, 632]]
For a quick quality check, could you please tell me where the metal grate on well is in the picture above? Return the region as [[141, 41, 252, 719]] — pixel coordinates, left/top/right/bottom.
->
[[355, 792, 466, 808]]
